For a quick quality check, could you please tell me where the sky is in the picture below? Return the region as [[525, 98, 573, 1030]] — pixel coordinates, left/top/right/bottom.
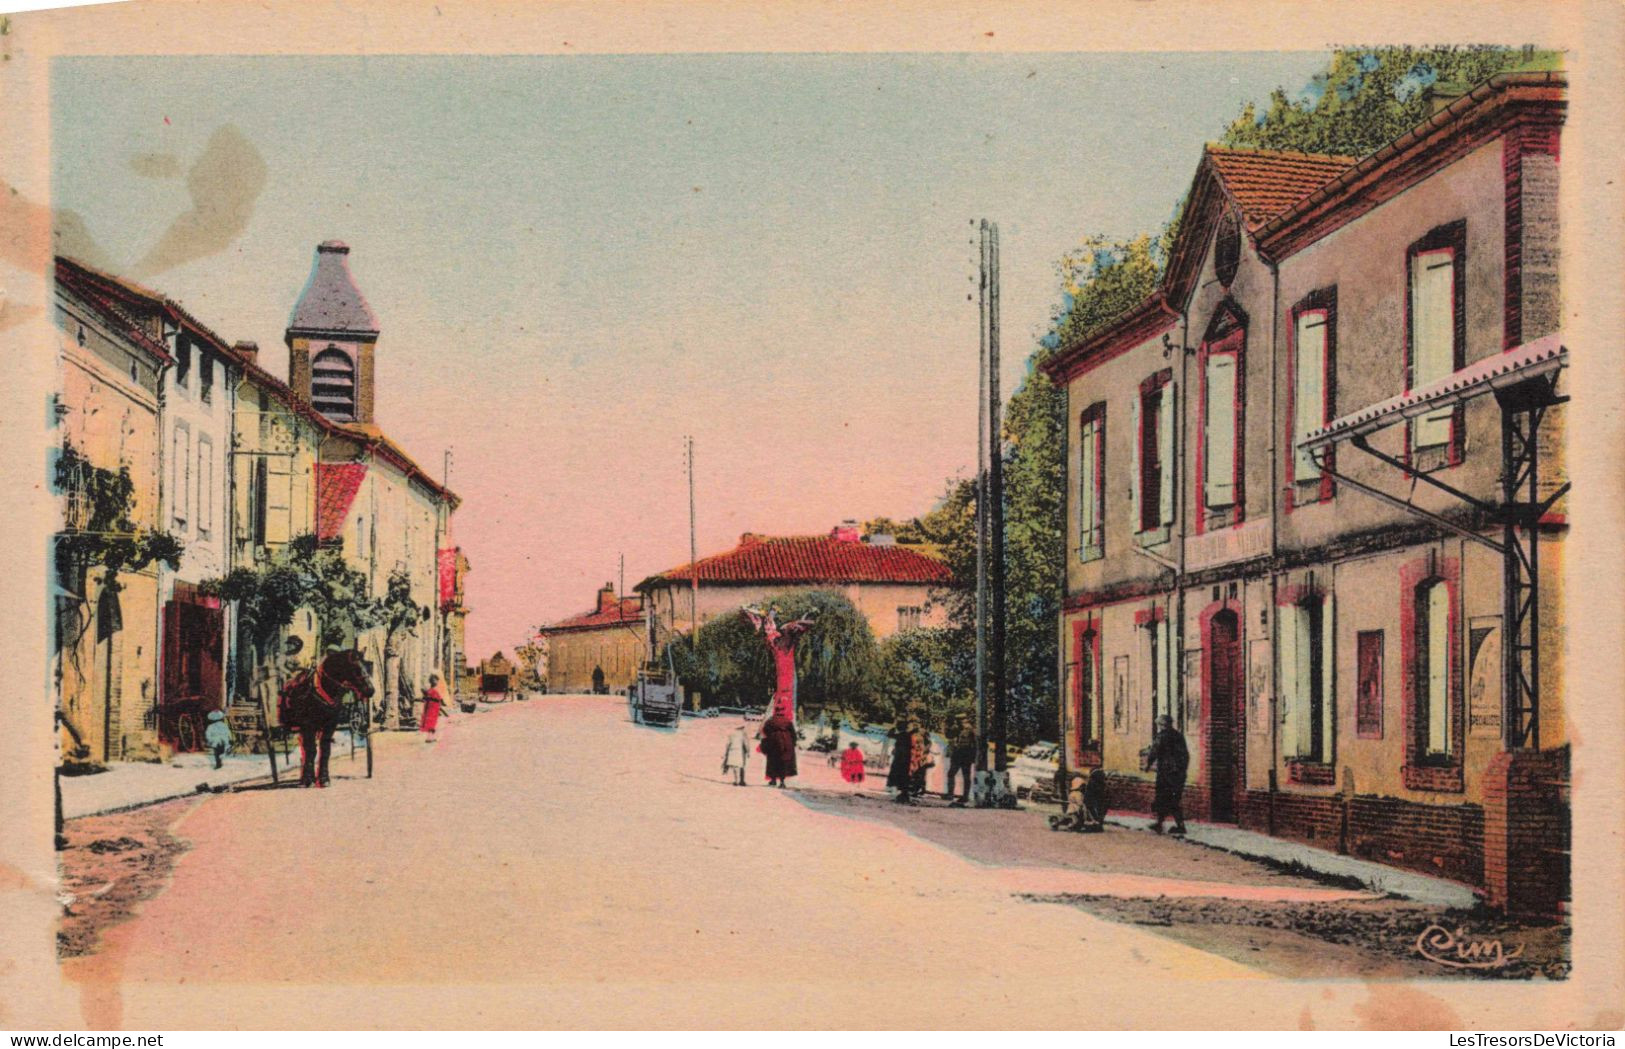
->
[[51, 52, 1331, 657]]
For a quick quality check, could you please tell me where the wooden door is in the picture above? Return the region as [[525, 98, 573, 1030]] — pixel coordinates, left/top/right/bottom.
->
[[1207, 611, 1243, 822]]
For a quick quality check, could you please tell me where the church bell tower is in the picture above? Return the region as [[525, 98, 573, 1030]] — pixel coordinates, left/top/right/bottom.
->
[[286, 240, 380, 424]]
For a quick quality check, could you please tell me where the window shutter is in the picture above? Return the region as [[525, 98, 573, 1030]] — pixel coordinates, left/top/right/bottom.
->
[[1294, 312, 1328, 479], [1205, 356, 1237, 507], [1412, 250, 1455, 447], [1320, 593, 1336, 762], [1158, 383, 1174, 526], [1129, 394, 1141, 531], [1078, 421, 1096, 555], [1427, 583, 1451, 754]]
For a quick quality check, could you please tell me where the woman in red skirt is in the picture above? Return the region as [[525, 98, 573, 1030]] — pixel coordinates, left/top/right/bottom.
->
[[420, 674, 447, 742]]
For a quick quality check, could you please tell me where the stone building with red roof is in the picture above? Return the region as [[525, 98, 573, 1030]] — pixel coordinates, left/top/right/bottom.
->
[[1039, 72, 1568, 912], [538, 584, 648, 694], [635, 521, 951, 655]]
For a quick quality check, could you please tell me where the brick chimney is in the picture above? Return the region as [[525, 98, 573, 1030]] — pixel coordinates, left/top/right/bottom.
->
[[830, 519, 861, 543], [233, 340, 259, 366], [597, 583, 617, 613]]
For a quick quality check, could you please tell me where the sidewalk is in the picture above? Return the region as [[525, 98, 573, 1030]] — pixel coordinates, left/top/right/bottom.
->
[[1106, 813, 1479, 909], [60, 752, 285, 820]]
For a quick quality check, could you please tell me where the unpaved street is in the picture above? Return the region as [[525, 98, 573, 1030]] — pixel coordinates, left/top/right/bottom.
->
[[60, 697, 1418, 1028]]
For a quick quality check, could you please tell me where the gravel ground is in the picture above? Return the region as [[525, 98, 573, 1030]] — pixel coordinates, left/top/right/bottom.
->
[[57, 797, 199, 960]]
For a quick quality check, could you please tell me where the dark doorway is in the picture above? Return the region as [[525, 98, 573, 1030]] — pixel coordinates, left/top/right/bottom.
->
[[591, 666, 607, 694], [1207, 610, 1243, 822]]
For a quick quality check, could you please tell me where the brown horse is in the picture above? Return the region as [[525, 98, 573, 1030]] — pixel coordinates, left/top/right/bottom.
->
[[277, 649, 375, 787]]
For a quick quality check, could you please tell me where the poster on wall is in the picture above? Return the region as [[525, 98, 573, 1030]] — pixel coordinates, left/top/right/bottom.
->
[[1112, 655, 1130, 735], [1183, 648, 1203, 725], [1469, 615, 1503, 739], [1248, 638, 1272, 733]]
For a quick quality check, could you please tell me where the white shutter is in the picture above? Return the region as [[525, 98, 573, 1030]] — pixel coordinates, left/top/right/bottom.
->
[[1427, 583, 1450, 753], [1158, 383, 1174, 526], [1078, 421, 1096, 554], [1129, 393, 1141, 531], [1320, 593, 1336, 762], [1412, 250, 1455, 447], [1294, 312, 1328, 478], [1205, 356, 1237, 508]]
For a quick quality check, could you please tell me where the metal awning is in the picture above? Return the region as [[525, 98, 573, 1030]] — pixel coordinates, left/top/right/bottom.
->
[[1302, 333, 1567, 452]]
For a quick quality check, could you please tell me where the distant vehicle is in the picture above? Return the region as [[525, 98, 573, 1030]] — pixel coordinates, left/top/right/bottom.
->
[[630, 665, 681, 727], [1008, 741, 1061, 799]]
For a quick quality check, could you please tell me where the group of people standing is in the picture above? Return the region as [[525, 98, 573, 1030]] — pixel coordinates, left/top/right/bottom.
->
[[721, 702, 800, 787]]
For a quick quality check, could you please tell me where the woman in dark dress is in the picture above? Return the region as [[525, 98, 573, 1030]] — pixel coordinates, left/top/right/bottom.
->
[[758, 702, 799, 787]]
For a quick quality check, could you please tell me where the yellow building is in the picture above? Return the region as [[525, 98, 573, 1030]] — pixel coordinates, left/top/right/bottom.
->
[[540, 585, 646, 694], [53, 258, 172, 763]]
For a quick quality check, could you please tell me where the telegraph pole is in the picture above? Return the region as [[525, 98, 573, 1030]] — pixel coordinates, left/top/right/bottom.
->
[[974, 220, 989, 779], [974, 219, 1013, 807], [686, 436, 698, 639]]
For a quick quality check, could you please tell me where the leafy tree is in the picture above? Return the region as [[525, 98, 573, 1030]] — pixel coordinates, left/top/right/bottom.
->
[[380, 567, 431, 719], [666, 589, 878, 720], [871, 627, 971, 732], [1220, 46, 1560, 158]]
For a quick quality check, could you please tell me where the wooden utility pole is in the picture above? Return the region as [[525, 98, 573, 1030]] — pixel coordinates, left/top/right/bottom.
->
[[687, 436, 698, 638], [974, 220, 989, 775], [988, 221, 1007, 774]]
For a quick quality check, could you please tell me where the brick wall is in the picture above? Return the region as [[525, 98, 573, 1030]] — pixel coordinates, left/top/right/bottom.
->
[[1483, 745, 1570, 916]]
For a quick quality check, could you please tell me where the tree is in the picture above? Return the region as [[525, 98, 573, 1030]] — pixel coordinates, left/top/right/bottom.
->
[[380, 567, 431, 724], [871, 627, 970, 732], [666, 589, 878, 720], [1220, 46, 1559, 158]]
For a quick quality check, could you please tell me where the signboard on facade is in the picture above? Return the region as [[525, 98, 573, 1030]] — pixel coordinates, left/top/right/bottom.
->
[[1184, 648, 1203, 726], [1469, 615, 1502, 739], [1247, 638, 1271, 733], [1112, 655, 1130, 735]]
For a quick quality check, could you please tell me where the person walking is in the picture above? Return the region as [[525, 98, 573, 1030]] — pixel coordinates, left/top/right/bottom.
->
[[757, 702, 798, 787], [722, 721, 750, 786], [945, 714, 977, 805], [1144, 714, 1189, 835], [887, 715, 917, 805], [420, 674, 447, 743], [204, 710, 233, 770], [839, 739, 866, 786]]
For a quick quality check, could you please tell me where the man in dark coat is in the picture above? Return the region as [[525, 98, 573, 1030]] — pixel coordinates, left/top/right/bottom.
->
[[945, 714, 977, 805], [1145, 714, 1189, 835], [758, 702, 799, 787], [886, 715, 918, 805]]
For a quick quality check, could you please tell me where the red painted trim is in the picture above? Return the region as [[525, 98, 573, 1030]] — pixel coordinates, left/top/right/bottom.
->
[[1255, 75, 1566, 260], [1399, 552, 1465, 793], [1284, 288, 1337, 509], [1062, 579, 1167, 612], [1078, 402, 1106, 559], [1040, 293, 1180, 384], [1403, 220, 1468, 469], [1132, 603, 1168, 627], [1196, 302, 1247, 535], [1071, 616, 1103, 766], [1503, 123, 1563, 352], [1137, 369, 1172, 534]]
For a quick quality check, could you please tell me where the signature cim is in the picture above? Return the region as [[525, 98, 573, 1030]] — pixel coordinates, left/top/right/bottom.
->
[[1415, 923, 1526, 970]]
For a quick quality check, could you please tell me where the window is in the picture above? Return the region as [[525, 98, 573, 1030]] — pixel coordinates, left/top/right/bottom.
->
[[1290, 290, 1336, 499], [1135, 373, 1173, 536], [1407, 221, 1466, 456], [1073, 623, 1102, 754], [1078, 403, 1105, 561], [897, 606, 923, 632], [129, 358, 140, 384], [252, 458, 269, 548], [1356, 630, 1384, 738], [312, 346, 357, 419], [175, 336, 191, 389], [1145, 611, 1174, 729], [171, 426, 190, 527], [1281, 594, 1334, 764], [1417, 580, 1453, 758], [197, 435, 213, 535], [1201, 311, 1246, 525]]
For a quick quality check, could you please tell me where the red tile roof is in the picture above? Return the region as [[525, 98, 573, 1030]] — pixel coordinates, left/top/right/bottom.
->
[[1203, 147, 1359, 231], [315, 462, 368, 541], [541, 596, 645, 634], [641, 533, 951, 588]]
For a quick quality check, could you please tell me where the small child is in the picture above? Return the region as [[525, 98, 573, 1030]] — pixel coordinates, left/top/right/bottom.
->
[[840, 740, 866, 785], [722, 722, 750, 786], [204, 710, 233, 770]]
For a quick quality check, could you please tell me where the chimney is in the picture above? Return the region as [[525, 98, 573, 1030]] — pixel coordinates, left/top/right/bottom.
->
[[1422, 81, 1468, 115], [234, 340, 259, 366], [831, 519, 861, 543], [598, 583, 617, 614]]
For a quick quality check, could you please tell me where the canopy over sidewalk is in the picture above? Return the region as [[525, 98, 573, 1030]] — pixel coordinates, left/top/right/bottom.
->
[[1302, 333, 1566, 453]]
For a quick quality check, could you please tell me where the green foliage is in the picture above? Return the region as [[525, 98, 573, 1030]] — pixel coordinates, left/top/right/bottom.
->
[[1046, 230, 1171, 354], [54, 441, 184, 585], [381, 567, 431, 653], [666, 590, 878, 718], [1220, 46, 1560, 158], [871, 627, 970, 732]]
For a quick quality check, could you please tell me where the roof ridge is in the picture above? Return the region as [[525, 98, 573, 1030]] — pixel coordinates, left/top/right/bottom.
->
[[1206, 144, 1359, 164]]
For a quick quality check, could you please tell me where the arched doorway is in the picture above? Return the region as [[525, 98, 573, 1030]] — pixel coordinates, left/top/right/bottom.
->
[[591, 665, 606, 694], [1206, 609, 1243, 822]]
